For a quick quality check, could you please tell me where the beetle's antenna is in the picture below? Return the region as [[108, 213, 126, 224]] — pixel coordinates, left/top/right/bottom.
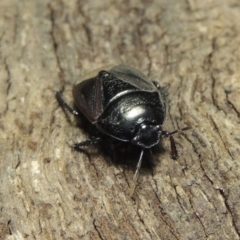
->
[[130, 149, 144, 196], [163, 126, 190, 136], [134, 149, 144, 182]]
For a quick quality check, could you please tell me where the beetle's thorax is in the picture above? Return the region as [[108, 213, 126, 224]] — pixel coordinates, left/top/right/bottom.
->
[[95, 90, 165, 142]]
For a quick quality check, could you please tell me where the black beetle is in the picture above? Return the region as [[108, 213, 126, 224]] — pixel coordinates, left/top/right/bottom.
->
[[56, 65, 187, 188]]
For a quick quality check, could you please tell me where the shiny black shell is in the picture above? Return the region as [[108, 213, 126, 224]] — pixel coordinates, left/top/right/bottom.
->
[[73, 65, 166, 146]]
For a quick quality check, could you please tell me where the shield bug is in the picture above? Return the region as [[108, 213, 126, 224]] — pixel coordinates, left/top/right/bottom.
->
[[56, 65, 188, 190]]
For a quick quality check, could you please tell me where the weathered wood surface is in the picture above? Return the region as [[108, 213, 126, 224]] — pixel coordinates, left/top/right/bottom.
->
[[1, 0, 240, 239]]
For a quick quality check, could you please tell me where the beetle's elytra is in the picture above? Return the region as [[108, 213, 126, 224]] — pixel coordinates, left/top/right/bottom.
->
[[56, 65, 186, 188]]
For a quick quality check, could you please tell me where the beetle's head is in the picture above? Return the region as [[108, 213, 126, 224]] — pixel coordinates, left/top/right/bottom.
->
[[131, 124, 163, 149], [130, 124, 189, 193]]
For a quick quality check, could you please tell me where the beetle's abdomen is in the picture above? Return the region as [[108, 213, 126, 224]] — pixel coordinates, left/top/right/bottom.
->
[[96, 91, 165, 141]]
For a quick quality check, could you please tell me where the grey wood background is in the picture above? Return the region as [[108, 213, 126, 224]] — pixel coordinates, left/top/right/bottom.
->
[[0, 0, 240, 239]]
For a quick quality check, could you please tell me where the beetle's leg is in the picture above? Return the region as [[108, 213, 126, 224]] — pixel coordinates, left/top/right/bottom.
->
[[130, 149, 144, 196], [162, 130, 178, 159], [162, 127, 190, 160], [169, 135, 178, 160], [56, 91, 80, 116], [71, 136, 101, 150], [109, 141, 123, 162]]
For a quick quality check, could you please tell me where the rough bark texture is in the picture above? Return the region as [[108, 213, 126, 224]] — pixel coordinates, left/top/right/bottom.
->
[[1, 0, 240, 239]]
